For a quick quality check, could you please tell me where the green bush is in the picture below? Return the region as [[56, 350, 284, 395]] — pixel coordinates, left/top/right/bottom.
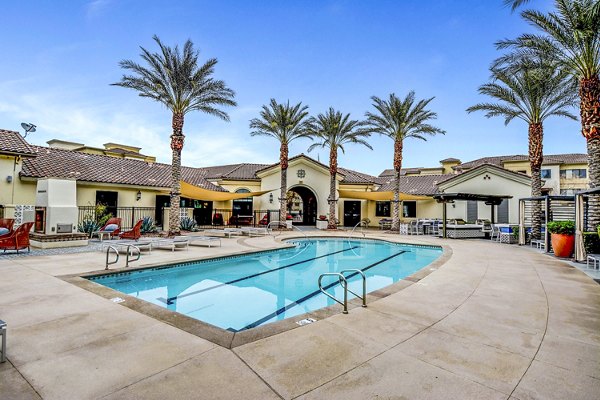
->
[[180, 217, 198, 232], [141, 216, 158, 234], [78, 219, 101, 237], [546, 220, 575, 235], [583, 232, 600, 255]]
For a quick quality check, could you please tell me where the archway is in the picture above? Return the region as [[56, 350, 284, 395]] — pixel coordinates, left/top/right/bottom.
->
[[286, 186, 318, 225]]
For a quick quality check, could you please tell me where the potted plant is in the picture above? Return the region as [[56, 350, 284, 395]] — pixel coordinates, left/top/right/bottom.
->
[[316, 215, 328, 230], [547, 220, 575, 258]]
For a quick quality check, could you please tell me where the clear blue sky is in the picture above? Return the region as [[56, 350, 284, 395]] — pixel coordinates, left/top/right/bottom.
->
[[0, 0, 587, 176]]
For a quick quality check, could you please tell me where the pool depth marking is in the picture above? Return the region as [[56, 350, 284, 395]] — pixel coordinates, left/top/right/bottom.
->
[[238, 250, 407, 331], [162, 245, 360, 305]]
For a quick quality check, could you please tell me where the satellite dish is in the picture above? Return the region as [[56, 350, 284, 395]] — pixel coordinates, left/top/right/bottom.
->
[[20, 122, 36, 138]]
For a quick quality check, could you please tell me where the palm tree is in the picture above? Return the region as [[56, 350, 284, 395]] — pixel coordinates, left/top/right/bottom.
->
[[249, 99, 312, 225], [496, 0, 600, 229], [307, 108, 372, 229], [365, 92, 445, 231], [467, 61, 578, 239], [112, 36, 236, 235]]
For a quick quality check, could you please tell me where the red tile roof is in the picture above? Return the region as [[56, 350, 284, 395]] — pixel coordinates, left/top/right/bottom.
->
[[0, 129, 37, 156]]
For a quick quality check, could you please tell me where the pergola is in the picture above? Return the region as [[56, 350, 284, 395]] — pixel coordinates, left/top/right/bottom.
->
[[517, 195, 575, 250], [575, 187, 600, 262], [432, 193, 512, 239]]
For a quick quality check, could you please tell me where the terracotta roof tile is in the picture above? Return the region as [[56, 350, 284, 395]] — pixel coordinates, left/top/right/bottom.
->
[[21, 146, 225, 191], [377, 174, 454, 195], [455, 154, 588, 170], [337, 167, 377, 184], [0, 129, 36, 156]]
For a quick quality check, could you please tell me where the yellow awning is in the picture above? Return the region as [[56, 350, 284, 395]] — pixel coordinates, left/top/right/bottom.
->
[[338, 189, 430, 201], [165, 181, 273, 201]]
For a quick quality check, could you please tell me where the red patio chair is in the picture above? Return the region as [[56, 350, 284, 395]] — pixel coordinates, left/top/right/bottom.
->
[[0, 222, 34, 253], [0, 219, 15, 239], [258, 214, 268, 226], [98, 217, 122, 237], [118, 219, 143, 241]]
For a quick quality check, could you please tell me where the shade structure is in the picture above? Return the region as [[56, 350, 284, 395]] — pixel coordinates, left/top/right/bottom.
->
[[165, 181, 273, 201], [337, 189, 430, 201]]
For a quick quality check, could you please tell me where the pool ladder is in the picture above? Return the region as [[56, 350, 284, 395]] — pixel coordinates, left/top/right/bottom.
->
[[318, 269, 367, 314], [105, 244, 141, 270]]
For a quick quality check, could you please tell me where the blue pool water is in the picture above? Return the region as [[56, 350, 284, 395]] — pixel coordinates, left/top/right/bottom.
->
[[88, 238, 442, 331]]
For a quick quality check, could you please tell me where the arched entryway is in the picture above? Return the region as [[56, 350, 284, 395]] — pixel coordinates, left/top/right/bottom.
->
[[286, 186, 318, 225]]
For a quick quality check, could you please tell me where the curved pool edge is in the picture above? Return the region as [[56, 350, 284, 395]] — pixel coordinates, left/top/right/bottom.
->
[[64, 235, 452, 349]]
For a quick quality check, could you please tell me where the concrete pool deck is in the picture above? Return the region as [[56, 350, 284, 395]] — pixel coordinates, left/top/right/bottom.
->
[[0, 232, 599, 399]]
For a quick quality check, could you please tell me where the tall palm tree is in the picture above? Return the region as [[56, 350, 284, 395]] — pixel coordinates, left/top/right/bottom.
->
[[249, 99, 312, 225], [496, 0, 600, 229], [307, 108, 372, 229], [112, 35, 236, 235], [365, 92, 445, 231], [467, 61, 578, 239]]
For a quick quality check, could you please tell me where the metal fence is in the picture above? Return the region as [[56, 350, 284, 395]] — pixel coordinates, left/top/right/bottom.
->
[[78, 206, 156, 230], [194, 209, 281, 229]]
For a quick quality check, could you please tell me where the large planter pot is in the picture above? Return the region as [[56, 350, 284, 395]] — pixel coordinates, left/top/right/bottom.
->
[[286, 220, 293, 229], [551, 233, 574, 258], [316, 220, 328, 230]]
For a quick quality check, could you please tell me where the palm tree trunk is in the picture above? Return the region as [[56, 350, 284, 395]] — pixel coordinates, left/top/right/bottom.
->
[[529, 123, 543, 240], [392, 139, 403, 231], [580, 76, 600, 230], [279, 143, 288, 226], [169, 113, 185, 236], [328, 147, 338, 230]]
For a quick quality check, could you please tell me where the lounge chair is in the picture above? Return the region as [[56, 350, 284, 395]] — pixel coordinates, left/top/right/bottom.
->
[[587, 254, 600, 270], [186, 235, 222, 247], [0, 222, 34, 253], [0, 218, 15, 239], [378, 218, 392, 230], [153, 236, 190, 252], [205, 228, 242, 238], [118, 219, 143, 241], [258, 214, 269, 226], [91, 217, 122, 240], [241, 227, 269, 237]]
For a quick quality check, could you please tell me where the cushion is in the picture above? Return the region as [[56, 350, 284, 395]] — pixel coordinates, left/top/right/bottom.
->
[[0, 227, 9, 236], [104, 224, 119, 232]]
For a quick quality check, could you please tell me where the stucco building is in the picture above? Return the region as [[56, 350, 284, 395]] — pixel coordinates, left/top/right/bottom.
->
[[0, 128, 590, 230]]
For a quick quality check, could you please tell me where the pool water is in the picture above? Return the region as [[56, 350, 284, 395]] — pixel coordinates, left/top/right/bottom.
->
[[88, 238, 442, 331]]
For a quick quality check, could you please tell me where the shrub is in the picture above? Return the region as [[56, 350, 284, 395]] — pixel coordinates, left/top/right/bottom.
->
[[180, 217, 198, 231], [583, 232, 600, 255], [141, 216, 158, 233], [546, 220, 575, 235], [78, 219, 101, 237]]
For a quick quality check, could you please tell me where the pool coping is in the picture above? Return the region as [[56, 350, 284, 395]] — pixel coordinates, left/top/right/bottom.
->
[[62, 236, 452, 349]]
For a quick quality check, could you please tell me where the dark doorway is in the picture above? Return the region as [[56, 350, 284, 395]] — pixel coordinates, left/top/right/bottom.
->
[[287, 186, 317, 225], [155, 195, 170, 227], [96, 191, 118, 217], [193, 200, 213, 225], [343, 201, 361, 227]]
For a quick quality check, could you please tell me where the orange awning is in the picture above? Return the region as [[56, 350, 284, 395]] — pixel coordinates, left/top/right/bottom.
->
[[163, 181, 273, 201], [337, 189, 430, 201]]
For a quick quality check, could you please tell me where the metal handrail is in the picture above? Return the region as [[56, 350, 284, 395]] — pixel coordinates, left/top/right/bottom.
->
[[318, 272, 349, 313], [348, 219, 368, 239], [340, 269, 367, 308], [105, 246, 119, 270], [266, 221, 307, 238], [125, 244, 141, 268]]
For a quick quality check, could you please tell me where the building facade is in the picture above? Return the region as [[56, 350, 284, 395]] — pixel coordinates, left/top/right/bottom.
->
[[0, 128, 590, 229]]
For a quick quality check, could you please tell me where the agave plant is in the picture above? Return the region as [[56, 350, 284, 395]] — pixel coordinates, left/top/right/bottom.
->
[[180, 217, 198, 232], [78, 219, 101, 237], [140, 216, 158, 234]]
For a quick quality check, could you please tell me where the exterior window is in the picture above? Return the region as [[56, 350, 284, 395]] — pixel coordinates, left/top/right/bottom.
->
[[375, 201, 391, 217], [403, 201, 416, 218], [541, 169, 551, 179], [560, 169, 587, 179]]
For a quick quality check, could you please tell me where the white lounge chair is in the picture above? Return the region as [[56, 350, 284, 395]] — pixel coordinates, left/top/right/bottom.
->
[[186, 235, 222, 247], [241, 227, 269, 237], [204, 228, 242, 238], [153, 236, 190, 252], [587, 254, 600, 270]]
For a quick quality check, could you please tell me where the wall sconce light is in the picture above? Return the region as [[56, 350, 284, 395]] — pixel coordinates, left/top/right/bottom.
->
[[136, 190, 142, 201], [6, 175, 12, 183], [269, 193, 274, 204], [483, 174, 491, 180]]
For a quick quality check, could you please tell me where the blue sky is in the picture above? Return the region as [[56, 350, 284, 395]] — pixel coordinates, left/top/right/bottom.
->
[[0, 0, 587, 176]]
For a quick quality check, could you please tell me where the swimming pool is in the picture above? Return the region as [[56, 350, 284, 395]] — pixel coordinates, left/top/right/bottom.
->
[[88, 238, 442, 331]]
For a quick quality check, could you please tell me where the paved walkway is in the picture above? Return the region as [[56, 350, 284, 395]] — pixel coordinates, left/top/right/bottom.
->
[[0, 232, 598, 399]]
